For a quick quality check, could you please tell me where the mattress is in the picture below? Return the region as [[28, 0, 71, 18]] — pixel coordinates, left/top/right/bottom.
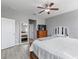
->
[[30, 37, 78, 59]]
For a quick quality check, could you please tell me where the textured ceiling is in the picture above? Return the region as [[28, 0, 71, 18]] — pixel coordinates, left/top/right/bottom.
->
[[1, 0, 78, 19]]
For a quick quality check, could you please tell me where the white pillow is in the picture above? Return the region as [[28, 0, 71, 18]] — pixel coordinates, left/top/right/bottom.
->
[[54, 26, 69, 37]]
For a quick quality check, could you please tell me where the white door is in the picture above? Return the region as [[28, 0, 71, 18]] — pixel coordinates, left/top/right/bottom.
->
[[1, 18, 15, 49]]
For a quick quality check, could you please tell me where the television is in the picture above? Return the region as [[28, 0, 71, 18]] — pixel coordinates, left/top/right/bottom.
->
[[38, 25, 46, 30]]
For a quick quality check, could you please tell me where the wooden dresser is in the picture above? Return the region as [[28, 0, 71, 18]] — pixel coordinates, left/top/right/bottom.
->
[[37, 30, 47, 38]]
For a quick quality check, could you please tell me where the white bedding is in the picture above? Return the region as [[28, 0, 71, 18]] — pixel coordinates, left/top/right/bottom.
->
[[30, 37, 78, 59]]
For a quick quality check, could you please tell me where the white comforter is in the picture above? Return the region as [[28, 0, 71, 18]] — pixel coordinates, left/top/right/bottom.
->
[[30, 37, 78, 59]]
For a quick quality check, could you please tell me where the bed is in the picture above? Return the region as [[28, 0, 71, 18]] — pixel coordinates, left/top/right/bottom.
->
[[30, 37, 78, 59]]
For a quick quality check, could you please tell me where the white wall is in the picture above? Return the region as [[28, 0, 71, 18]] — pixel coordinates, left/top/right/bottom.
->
[[15, 21, 20, 44], [37, 19, 45, 25], [46, 10, 78, 39]]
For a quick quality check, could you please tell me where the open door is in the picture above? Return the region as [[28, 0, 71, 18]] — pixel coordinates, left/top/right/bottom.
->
[[29, 19, 36, 40]]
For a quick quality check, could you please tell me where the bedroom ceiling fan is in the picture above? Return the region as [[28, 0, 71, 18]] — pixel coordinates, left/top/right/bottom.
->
[[37, 2, 59, 14]]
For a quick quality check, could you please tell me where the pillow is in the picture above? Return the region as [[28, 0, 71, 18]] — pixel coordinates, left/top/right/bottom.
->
[[54, 26, 69, 37]]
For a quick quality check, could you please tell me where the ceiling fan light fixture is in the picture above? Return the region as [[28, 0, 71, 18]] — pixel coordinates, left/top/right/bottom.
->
[[45, 9, 50, 12], [37, 2, 59, 14]]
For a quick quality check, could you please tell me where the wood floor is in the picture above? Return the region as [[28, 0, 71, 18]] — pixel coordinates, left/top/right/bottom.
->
[[1, 44, 29, 59], [30, 52, 38, 59], [1, 44, 38, 59]]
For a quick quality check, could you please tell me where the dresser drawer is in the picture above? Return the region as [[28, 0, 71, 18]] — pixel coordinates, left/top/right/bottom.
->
[[37, 30, 47, 38]]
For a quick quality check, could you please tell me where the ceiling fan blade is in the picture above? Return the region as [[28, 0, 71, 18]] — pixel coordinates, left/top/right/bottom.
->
[[50, 8, 59, 10], [49, 3, 54, 7], [37, 6, 45, 9], [38, 10, 45, 14]]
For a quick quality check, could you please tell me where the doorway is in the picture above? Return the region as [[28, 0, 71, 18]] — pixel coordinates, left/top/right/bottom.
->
[[29, 19, 36, 40]]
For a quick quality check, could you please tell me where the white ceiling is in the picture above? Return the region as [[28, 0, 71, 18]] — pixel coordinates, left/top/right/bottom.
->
[[1, 0, 78, 19]]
